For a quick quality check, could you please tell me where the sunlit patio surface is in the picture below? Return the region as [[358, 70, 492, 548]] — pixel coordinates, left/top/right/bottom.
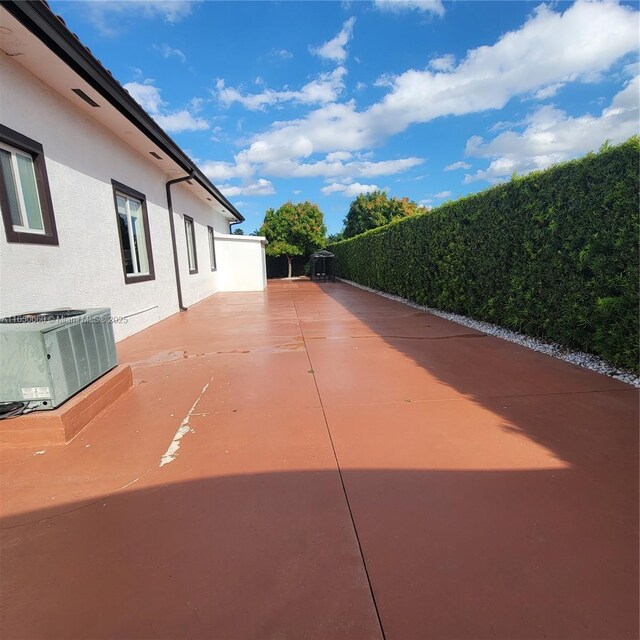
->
[[1, 280, 638, 639]]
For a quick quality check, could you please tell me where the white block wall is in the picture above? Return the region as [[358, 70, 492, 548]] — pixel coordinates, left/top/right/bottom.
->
[[0, 56, 266, 341], [215, 234, 268, 293]]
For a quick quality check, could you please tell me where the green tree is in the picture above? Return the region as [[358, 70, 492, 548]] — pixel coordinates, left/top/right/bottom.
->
[[343, 190, 425, 238], [327, 232, 344, 244], [232, 228, 245, 235], [259, 201, 327, 278]]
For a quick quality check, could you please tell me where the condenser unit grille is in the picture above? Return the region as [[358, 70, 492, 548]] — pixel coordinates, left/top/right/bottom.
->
[[83, 323, 100, 380], [0, 308, 118, 410], [70, 323, 91, 389], [94, 321, 109, 369], [56, 328, 79, 397]]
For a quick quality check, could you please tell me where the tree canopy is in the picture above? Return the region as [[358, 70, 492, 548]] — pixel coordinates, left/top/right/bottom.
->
[[326, 232, 344, 244], [343, 191, 425, 238], [259, 201, 326, 277]]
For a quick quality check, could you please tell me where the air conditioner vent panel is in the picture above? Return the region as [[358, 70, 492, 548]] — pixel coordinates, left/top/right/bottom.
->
[[56, 328, 79, 397], [83, 323, 100, 380], [94, 322, 109, 370], [70, 323, 91, 387], [0, 308, 117, 410]]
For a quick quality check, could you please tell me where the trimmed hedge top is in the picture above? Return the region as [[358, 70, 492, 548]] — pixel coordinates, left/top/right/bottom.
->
[[329, 138, 639, 371]]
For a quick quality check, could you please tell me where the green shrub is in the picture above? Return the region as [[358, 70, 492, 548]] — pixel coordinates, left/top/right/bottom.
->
[[329, 138, 639, 372]]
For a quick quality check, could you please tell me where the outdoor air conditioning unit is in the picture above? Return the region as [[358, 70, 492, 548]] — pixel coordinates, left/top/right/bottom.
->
[[0, 308, 118, 411]]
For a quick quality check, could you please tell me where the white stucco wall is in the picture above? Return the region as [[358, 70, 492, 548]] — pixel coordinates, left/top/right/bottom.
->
[[215, 234, 268, 292], [170, 188, 267, 303], [170, 183, 225, 308], [0, 56, 265, 341]]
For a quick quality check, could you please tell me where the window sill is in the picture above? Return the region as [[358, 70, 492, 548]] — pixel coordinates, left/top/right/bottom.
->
[[4, 230, 58, 245], [124, 273, 155, 284]]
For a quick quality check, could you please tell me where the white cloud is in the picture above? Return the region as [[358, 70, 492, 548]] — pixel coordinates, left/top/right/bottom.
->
[[311, 17, 356, 63], [234, 101, 367, 162], [217, 184, 241, 196], [200, 159, 254, 181], [154, 43, 186, 63], [464, 75, 640, 183], [85, 1, 198, 35], [444, 161, 471, 171], [533, 83, 565, 100], [374, 73, 395, 88], [434, 190, 452, 198], [210, 125, 225, 142], [374, 0, 445, 16], [189, 97, 205, 112], [234, 1, 638, 164], [321, 182, 380, 197], [216, 67, 347, 111], [155, 110, 208, 132], [219, 179, 275, 197], [124, 80, 164, 114], [429, 54, 455, 71], [202, 144, 422, 182], [124, 79, 208, 132], [267, 48, 293, 61], [261, 155, 424, 179], [326, 151, 353, 162], [236, 137, 315, 165], [489, 119, 521, 133]]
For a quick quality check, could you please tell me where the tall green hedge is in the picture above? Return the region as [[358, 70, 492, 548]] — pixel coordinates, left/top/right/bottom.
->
[[329, 138, 639, 371]]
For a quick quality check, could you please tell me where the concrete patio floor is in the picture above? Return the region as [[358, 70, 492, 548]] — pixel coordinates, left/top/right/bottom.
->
[[1, 280, 638, 640]]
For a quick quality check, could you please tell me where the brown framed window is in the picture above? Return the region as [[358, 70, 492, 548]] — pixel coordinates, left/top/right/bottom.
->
[[208, 225, 217, 271], [111, 180, 155, 284], [0, 124, 58, 245], [184, 215, 198, 274]]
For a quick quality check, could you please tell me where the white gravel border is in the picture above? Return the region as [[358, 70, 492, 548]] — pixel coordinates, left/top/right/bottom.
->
[[338, 278, 639, 388]]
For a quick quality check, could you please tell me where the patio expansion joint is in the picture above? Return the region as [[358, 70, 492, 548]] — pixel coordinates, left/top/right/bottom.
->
[[290, 290, 387, 640], [0, 465, 158, 531], [0, 497, 108, 530]]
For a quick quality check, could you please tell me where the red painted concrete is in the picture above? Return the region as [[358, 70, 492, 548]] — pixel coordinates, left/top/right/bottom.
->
[[0, 365, 133, 447], [0, 280, 637, 639]]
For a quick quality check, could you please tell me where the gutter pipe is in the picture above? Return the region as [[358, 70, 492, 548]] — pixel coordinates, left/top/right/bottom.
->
[[166, 171, 195, 311]]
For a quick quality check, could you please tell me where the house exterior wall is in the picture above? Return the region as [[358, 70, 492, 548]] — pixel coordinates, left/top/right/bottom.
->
[[170, 189, 267, 304], [0, 55, 265, 341], [171, 185, 224, 308]]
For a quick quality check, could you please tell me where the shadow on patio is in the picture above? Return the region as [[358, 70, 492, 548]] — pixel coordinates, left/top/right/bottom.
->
[[2, 465, 637, 640]]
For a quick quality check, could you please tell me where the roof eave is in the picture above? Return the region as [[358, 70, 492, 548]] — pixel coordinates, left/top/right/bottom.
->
[[2, 0, 244, 222]]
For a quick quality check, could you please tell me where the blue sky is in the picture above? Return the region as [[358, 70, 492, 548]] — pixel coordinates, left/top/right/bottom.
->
[[50, 0, 639, 233]]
